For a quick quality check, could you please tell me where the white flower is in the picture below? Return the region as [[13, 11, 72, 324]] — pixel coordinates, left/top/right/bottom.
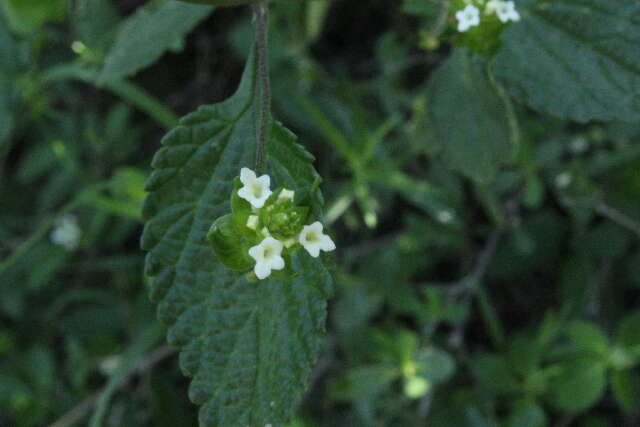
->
[[555, 172, 572, 189], [237, 167, 272, 209], [487, 1, 520, 23], [456, 5, 481, 32], [278, 188, 295, 203], [298, 222, 336, 258], [436, 210, 455, 224], [485, 0, 500, 14], [246, 215, 259, 230], [248, 237, 285, 279], [50, 215, 81, 251], [569, 137, 588, 154]]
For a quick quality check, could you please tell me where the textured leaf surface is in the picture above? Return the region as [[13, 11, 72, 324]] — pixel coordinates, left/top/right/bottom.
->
[[428, 49, 514, 182], [141, 51, 332, 426], [494, 0, 640, 122], [100, 1, 214, 81]]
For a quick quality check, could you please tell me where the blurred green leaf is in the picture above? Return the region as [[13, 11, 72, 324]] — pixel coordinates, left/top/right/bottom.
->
[[416, 346, 456, 384], [471, 354, 518, 395], [1, 0, 66, 34], [567, 321, 609, 357], [330, 365, 397, 402], [616, 311, 640, 350], [507, 400, 547, 427], [547, 358, 607, 413], [611, 369, 640, 414], [73, 0, 118, 51], [100, 1, 214, 81], [428, 49, 515, 182]]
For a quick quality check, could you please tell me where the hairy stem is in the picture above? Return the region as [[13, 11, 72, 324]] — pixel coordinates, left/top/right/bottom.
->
[[253, 2, 271, 174]]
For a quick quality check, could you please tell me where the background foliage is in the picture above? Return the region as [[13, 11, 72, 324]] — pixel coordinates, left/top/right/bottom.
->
[[1, 0, 639, 426]]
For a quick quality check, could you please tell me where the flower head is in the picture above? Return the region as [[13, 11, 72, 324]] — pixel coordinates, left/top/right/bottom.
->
[[278, 188, 295, 203], [456, 5, 481, 32], [487, 0, 520, 22], [50, 215, 81, 251], [246, 215, 259, 230], [298, 221, 336, 258], [238, 167, 272, 209], [248, 237, 285, 279]]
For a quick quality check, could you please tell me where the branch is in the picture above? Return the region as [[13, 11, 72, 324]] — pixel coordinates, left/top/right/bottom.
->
[[49, 346, 175, 427], [447, 229, 503, 349], [594, 201, 640, 239]]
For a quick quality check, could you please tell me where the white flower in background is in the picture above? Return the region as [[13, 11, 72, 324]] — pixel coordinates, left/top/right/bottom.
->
[[555, 172, 573, 189], [237, 167, 272, 209], [50, 215, 81, 251], [248, 237, 285, 279], [436, 210, 455, 224], [456, 5, 481, 32], [487, 1, 520, 23], [278, 188, 295, 203], [298, 222, 336, 258], [569, 137, 589, 155], [246, 215, 259, 230]]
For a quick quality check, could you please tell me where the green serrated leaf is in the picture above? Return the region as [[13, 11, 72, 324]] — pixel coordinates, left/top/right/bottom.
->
[[428, 49, 515, 182], [100, 1, 214, 82], [141, 49, 332, 426], [494, 0, 640, 123]]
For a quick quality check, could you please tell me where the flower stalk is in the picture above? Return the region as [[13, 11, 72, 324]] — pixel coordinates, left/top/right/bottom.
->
[[252, 2, 271, 174]]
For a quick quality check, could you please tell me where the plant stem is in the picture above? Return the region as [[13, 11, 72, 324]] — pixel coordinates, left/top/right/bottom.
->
[[594, 201, 640, 239], [253, 2, 271, 174], [49, 345, 175, 427]]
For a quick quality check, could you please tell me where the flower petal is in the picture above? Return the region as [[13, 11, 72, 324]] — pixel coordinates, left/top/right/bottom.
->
[[320, 235, 336, 252], [306, 243, 321, 258], [248, 245, 262, 261], [255, 261, 271, 279], [256, 174, 271, 189], [240, 167, 256, 185], [271, 256, 285, 271]]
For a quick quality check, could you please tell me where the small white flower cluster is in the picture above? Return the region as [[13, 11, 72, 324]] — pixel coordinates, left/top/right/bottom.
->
[[455, 0, 520, 33], [237, 168, 336, 280], [50, 214, 81, 251]]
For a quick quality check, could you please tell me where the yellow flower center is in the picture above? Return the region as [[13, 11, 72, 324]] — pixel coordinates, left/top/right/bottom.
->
[[263, 246, 273, 258], [252, 183, 263, 198]]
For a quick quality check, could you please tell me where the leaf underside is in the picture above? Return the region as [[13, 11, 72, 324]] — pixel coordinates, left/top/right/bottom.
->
[[141, 50, 332, 426], [494, 0, 640, 123]]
